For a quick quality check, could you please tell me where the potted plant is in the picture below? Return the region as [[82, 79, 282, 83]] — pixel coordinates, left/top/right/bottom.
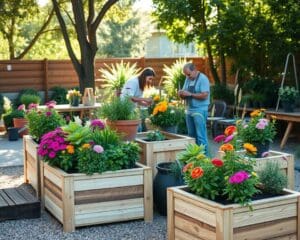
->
[[236, 109, 276, 157], [167, 143, 300, 240], [99, 60, 140, 97], [279, 86, 299, 112], [38, 120, 152, 232], [98, 96, 141, 141], [23, 101, 65, 197], [12, 104, 28, 137], [66, 89, 82, 106], [148, 96, 182, 133]]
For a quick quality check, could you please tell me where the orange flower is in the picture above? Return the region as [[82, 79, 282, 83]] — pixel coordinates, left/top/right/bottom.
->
[[158, 101, 168, 112], [66, 145, 74, 154], [153, 106, 159, 115], [243, 143, 257, 154], [183, 163, 194, 173], [250, 110, 261, 117], [82, 143, 91, 149], [191, 167, 204, 179], [224, 126, 236, 136], [153, 95, 160, 101], [219, 143, 234, 152]]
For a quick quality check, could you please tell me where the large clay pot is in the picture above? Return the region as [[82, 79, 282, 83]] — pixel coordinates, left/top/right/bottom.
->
[[13, 118, 29, 137], [153, 162, 183, 216], [106, 119, 141, 141]]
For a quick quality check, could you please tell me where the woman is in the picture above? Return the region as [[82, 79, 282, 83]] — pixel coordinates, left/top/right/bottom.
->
[[120, 67, 155, 106]]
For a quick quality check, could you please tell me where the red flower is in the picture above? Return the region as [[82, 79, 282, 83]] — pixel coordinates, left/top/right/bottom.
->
[[224, 126, 236, 136], [182, 162, 194, 173], [191, 167, 204, 179], [213, 134, 225, 143], [211, 158, 224, 167]]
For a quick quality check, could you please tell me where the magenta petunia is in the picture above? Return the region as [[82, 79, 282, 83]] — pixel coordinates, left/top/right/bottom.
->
[[214, 135, 226, 143], [48, 151, 56, 159], [224, 134, 234, 143], [91, 119, 105, 130], [45, 111, 52, 117], [229, 171, 249, 184]]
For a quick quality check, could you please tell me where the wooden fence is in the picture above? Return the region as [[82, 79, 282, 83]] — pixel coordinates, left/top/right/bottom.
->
[[0, 57, 235, 97]]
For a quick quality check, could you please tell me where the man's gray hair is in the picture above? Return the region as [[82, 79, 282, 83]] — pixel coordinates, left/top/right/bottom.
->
[[183, 62, 196, 71]]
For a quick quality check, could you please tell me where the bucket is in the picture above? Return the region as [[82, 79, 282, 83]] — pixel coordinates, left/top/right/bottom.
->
[[7, 127, 19, 141]]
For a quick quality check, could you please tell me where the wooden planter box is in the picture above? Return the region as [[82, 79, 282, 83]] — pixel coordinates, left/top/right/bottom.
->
[[23, 135, 41, 198], [216, 150, 295, 190], [167, 186, 300, 240], [135, 131, 195, 178], [41, 162, 153, 232]]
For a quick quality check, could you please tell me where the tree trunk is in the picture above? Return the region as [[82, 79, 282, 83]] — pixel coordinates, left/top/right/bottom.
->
[[219, 51, 227, 85]]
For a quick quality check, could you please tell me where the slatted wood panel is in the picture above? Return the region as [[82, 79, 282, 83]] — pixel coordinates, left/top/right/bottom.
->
[[167, 186, 300, 240], [135, 131, 195, 178], [0, 57, 233, 94], [0, 186, 40, 220]]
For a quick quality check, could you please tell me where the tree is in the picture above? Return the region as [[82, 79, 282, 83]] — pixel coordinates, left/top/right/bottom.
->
[[52, 0, 119, 92], [0, 0, 54, 59], [97, 1, 151, 57]]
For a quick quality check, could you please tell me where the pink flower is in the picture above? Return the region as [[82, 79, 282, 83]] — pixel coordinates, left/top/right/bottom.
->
[[18, 104, 25, 111], [46, 101, 56, 109], [214, 135, 226, 143], [48, 151, 56, 159], [256, 118, 269, 129], [91, 119, 105, 130], [28, 103, 38, 110], [93, 145, 104, 153], [224, 134, 234, 143], [46, 111, 52, 117], [229, 171, 250, 184]]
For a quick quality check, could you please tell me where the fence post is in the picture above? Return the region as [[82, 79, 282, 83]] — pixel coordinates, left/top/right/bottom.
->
[[43, 58, 49, 101], [140, 57, 146, 69]]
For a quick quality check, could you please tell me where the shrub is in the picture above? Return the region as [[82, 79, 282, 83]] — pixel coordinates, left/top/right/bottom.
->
[[49, 86, 68, 104], [20, 94, 41, 108], [14, 88, 40, 108], [146, 130, 165, 141], [258, 162, 287, 194]]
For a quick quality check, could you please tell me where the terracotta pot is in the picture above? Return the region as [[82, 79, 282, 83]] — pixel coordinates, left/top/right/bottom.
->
[[106, 119, 141, 141], [13, 118, 29, 137]]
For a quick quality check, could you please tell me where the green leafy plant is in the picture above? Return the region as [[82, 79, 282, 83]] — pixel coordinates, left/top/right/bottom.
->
[[25, 102, 65, 142], [278, 86, 299, 102], [237, 109, 276, 145], [258, 162, 287, 194], [49, 86, 68, 104], [14, 88, 40, 108], [146, 130, 165, 141], [98, 97, 138, 121], [99, 60, 140, 94], [3, 109, 24, 128], [0, 94, 4, 119], [163, 59, 187, 100], [20, 94, 41, 108], [210, 84, 234, 105]]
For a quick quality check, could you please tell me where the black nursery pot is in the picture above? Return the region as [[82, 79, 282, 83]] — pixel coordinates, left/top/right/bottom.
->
[[7, 127, 19, 141], [153, 162, 183, 216]]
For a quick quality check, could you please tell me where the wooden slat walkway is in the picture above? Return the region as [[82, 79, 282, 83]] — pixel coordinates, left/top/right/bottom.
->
[[0, 185, 40, 221]]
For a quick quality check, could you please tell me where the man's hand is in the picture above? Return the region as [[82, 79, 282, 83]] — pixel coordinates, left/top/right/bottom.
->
[[178, 90, 192, 98]]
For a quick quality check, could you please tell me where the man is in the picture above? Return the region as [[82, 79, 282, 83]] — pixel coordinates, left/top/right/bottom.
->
[[178, 62, 210, 154]]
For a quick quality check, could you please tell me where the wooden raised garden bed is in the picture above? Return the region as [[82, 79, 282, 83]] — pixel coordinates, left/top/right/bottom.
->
[[167, 186, 300, 240], [41, 162, 153, 232], [23, 135, 41, 198], [135, 131, 195, 178]]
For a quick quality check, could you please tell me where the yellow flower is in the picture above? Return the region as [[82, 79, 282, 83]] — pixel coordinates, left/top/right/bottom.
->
[[153, 95, 160, 101], [243, 143, 257, 154], [66, 145, 75, 154], [250, 110, 261, 117], [251, 172, 257, 177], [82, 143, 91, 149], [196, 153, 206, 160], [271, 115, 277, 120]]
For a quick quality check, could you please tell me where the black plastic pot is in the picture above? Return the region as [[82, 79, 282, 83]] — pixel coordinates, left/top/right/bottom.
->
[[7, 127, 19, 141], [153, 162, 183, 216]]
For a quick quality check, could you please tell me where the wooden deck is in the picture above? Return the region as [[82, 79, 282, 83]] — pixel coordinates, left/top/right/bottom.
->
[[0, 185, 40, 221]]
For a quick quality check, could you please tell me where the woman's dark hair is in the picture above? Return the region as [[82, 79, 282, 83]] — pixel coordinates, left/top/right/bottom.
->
[[138, 67, 155, 91]]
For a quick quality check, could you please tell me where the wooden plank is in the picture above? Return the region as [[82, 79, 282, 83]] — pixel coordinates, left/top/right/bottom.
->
[[0, 193, 8, 207], [44, 188, 63, 209], [73, 175, 143, 191], [174, 228, 203, 240], [0, 189, 14, 206], [44, 177, 62, 201], [174, 212, 216, 240], [143, 166, 153, 222], [44, 167, 62, 188], [75, 207, 144, 227], [74, 185, 143, 204], [174, 198, 217, 227], [167, 189, 175, 240], [233, 203, 297, 228], [233, 217, 297, 240], [62, 176, 75, 232], [3, 188, 27, 205], [75, 198, 143, 215], [298, 196, 300, 240], [45, 195, 63, 222], [15, 187, 37, 203]]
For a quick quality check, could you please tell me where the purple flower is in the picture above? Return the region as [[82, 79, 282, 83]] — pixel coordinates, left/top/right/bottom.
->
[[28, 103, 38, 110], [91, 119, 105, 130], [46, 101, 56, 109], [48, 151, 56, 159], [46, 111, 52, 117], [261, 151, 269, 157], [93, 145, 104, 153], [214, 135, 226, 143], [229, 171, 250, 184], [256, 118, 269, 129]]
